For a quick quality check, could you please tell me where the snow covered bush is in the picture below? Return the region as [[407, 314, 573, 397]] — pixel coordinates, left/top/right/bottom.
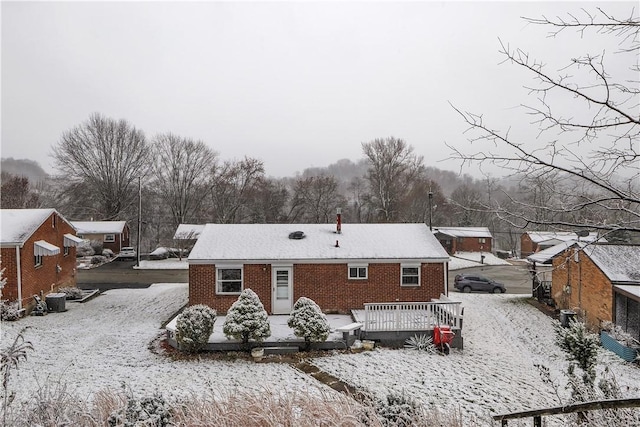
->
[[404, 334, 436, 353], [287, 297, 330, 349], [175, 304, 217, 353], [554, 319, 599, 385], [75, 241, 94, 257], [375, 390, 420, 427], [58, 287, 83, 300], [107, 393, 172, 427], [102, 248, 114, 258], [90, 240, 103, 256], [223, 289, 271, 345], [0, 300, 21, 321]]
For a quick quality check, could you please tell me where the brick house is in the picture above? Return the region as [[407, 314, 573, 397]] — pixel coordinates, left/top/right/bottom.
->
[[1, 209, 84, 309], [551, 243, 640, 340], [433, 227, 492, 255], [188, 223, 450, 314], [521, 231, 603, 258], [71, 221, 130, 254]]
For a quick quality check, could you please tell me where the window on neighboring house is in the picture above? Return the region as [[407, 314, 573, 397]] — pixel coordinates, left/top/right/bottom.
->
[[104, 234, 115, 243], [34, 254, 43, 267], [401, 265, 420, 286], [348, 264, 368, 280], [479, 238, 486, 244], [217, 267, 243, 294]]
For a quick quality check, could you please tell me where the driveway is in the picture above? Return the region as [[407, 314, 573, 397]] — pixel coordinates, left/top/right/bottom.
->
[[448, 263, 533, 295], [76, 259, 188, 290]]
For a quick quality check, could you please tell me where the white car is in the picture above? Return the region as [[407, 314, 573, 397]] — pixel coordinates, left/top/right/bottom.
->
[[118, 247, 137, 260]]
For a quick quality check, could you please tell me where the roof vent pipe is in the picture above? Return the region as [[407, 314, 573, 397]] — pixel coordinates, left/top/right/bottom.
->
[[336, 208, 342, 234], [335, 240, 339, 248]]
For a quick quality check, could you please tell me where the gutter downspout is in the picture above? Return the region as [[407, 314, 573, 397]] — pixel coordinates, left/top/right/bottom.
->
[[16, 246, 22, 309], [444, 261, 449, 297]]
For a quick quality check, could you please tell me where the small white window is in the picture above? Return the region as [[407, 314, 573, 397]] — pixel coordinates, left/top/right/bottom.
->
[[217, 267, 243, 294], [479, 238, 486, 244], [104, 234, 115, 243], [34, 254, 43, 267], [401, 265, 420, 286], [348, 265, 368, 280], [64, 246, 70, 256]]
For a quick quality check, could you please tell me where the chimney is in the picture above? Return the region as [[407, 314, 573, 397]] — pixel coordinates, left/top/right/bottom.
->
[[336, 208, 342, 234]]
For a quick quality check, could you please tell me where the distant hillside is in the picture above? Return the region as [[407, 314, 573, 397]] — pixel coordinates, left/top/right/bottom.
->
[[1, 157, 49, 182]]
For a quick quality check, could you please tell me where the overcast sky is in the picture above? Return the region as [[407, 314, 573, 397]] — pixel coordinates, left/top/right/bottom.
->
[[1, 1, 636, 178]]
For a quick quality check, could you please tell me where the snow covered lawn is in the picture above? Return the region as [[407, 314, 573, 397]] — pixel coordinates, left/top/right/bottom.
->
[[2, 283, 639, 425]]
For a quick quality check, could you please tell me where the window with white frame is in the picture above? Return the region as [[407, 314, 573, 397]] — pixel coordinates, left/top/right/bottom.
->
[[479, 238, 486, 244], [401, 265, 420, 286], [34, 254, 43, 267], [104, 234, 116, 243], [348, 264, 368, 280], [64, 245, 70, 256], [216, 267, 243, 294]]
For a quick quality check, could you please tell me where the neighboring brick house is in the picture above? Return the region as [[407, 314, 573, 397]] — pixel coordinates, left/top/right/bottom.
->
[[433, 227, 492, 255], [71, 221, 130, 253], [188, 223, 450, 314], [0, 209, 84, 309], [551, 243, 640, 340], [521, 231, 604, 258]]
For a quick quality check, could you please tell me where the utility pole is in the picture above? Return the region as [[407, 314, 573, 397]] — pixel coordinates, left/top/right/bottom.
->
[[136, 176, 141, 268], [428, 190, 433, 231]]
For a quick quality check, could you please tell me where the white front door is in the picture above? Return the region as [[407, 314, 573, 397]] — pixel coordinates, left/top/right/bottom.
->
[[272, 267, 293, 314]]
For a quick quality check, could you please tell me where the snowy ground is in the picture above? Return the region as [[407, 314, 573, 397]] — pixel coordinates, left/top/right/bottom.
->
[[2, 283, 639, 425], [449, 251, 513, 270]]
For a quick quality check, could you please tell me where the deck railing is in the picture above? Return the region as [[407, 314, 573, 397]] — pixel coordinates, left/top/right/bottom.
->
[[363, 301, 463, 332]]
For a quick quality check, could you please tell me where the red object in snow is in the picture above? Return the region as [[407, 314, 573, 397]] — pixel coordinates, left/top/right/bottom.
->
[[433, 325, 455, 351]]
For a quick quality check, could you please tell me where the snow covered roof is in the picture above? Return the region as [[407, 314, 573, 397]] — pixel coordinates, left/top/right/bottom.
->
[[433, 226, 492, 238], [614, 284, 640, 300], [71, 221, 127, 234], [1, 208, 57, 245], [525, 231, 604, 244], [526, 241, 578, 264], [584, 244, 640, 284], [189, 223, 450, 263], [173, 224, 205, 240]]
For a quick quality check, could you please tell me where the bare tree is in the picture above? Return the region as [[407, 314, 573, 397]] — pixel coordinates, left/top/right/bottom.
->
[[449, 8, 640, 235], [52, 113, 150, 220], [362, 137, 425, 222], [244, 177, 291, 223], [150, 133, 218, 229], [290, 174, 346, 223], [208, 157, 265, 223], [0, 173, 41, 208]]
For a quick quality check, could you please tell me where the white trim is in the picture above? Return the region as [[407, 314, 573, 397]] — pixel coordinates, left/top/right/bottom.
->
[[215, 266, 243, 295], [400, 264, 421, 287], [348, 264, 368, 280], [16, 246, 22, 309]]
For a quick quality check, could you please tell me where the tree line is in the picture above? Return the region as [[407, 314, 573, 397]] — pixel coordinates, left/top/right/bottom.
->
[[2, 8, 638, 253]]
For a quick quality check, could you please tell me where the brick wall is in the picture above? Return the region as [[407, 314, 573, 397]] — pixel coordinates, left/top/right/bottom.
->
[[521, 234, 536, 258], [456, 237, 492, 253], [189, 261, 445, 314], [0, 211, 77, 308], [551, 248, 612, 330]]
